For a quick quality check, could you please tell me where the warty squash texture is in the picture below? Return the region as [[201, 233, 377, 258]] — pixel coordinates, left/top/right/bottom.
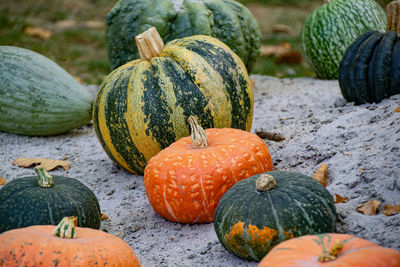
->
[[0, 46, 93, 136], [93, 28, 254, 174], [105, 0, 261, 72], [258, 233, 400, 267], [144, 116, 273, 223], [0, 216, 141, 267]]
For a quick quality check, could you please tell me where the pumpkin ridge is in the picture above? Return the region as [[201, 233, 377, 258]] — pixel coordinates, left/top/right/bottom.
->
[[266, 192, 286, 243], [390, 41, 400, 96]]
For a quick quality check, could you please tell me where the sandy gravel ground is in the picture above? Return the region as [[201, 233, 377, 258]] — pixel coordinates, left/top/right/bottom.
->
[[0, 76, 399, 266]]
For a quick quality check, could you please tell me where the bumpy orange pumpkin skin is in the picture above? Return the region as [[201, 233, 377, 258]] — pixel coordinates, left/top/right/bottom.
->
[[258, 233, 400, 267], [0, 225, 140, 267], [144, 127, 273, 224]]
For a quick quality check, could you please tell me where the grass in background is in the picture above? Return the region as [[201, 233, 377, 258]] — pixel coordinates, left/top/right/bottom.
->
[[0, 0, 391, 84]]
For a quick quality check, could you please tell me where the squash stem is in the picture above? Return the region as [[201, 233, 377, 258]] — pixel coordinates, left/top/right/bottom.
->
[[256, 174, 276, 191], [318, 240, 343, 262], [135, 27, 165, 61], [386, 1, 400, 35], [53, 216, 78, 239], [188, 115, 209, 149], [35, 167, 54, 188]]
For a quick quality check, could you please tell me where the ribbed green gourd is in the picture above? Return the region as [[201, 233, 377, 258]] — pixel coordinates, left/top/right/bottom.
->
[[93, 27, 253, 175], [0, 168, 101, 233], [214, 172, 337, 262], [0, 46, 93, 136], [105, 0, 261, 72], [301, 0, 386, 79], [339, 0, 400, 104]]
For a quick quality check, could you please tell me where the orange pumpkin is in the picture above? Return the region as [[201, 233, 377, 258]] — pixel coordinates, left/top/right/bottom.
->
[[144, 116, 273, 223], [0, 216, 140, 267], [258, 233, 400, 267]]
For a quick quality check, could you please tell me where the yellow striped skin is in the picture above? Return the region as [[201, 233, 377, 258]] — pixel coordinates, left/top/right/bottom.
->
[[93, 35, 254, 174]]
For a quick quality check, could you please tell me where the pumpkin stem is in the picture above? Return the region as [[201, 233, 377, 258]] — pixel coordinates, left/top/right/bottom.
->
[[35, 167, 54, 188], [53, 216, 78, 239], [256, 174, 277, 191], [135, 27, 165, 61], [318, 240, 343, 262], [386, 0, 400, 35], [188, 115, 209, 149]]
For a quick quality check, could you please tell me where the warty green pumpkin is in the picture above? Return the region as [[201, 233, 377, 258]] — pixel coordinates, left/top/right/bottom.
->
[[105, 0, 261, 72], [0, 168, 101, 233], [339, 0, 400, 104], [0, 46, 93, 136], [214, 172, 337, 262], [93, 27, 254, 174], [301, 0, 386, 79]]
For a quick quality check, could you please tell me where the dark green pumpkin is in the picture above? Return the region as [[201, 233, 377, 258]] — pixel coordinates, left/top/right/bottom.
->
[[93, 28, 253, 174], [0, 46, 93, 136], [105, 0, 261, 72], [301, 0, 386, 79], [0, 168, 101, 233], [214, 171, 336, 261], [339, 1, 400, 104]]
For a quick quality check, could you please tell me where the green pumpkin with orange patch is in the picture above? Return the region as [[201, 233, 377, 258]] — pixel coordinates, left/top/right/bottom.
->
[[214, 171, 336, 261]]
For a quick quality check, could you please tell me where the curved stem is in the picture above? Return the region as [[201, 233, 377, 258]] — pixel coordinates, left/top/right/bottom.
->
[[135, 27, 165, 61], [35, 167, 54, 188], [318, 240, 343, 262], [188, 115, 209, 149], [53, 216, 78, 239], [386, 1, 400, 36]]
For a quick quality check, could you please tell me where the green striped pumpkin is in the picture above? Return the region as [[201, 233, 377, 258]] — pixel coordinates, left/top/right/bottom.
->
[[301, 0, 386, 79], [214, 172, 336, 261], [0, 46, 93, 136], [105, 0, 261, 72], [93, 28, 253, 174], [0, 168, 101, 233]]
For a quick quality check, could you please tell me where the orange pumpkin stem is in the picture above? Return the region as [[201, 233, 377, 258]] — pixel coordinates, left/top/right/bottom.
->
[[256, 174, 276, 191], [53, 216, 78, 239], [318, 240, 343, 262], [386, 1, 400, 35], [188, 115, 209, 149], [135, 27, 165, 61], [35, 167, 54, 188]]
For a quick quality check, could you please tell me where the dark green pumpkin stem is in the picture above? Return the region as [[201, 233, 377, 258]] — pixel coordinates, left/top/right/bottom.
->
[[35, 167, 54, 188], [256, 174, 276, 191], [188, 115, 209, 149], [53, 216, 77, 239], [135, 27, 165, 61], [318, 240, 343, 262], [386, 1, 400, 35]]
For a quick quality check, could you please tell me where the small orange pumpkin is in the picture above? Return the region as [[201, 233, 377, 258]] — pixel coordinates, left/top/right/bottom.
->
[[258, 233, 400, 267], [144, 116, 273, 223], [0, 216, 140, 267]]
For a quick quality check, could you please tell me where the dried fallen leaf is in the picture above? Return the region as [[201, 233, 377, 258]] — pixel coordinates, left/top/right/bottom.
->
[[251, 78, 258, 91], [334, 194, 348, 204], [383, 204, 400, 216], [313, 163, 328, 187], [272, 24, 293, 34], [85, 20, 104, 30], [255, 129, 285, 141], [394, 106, 400, 113], [55, 19, 78, 29], [356, 200, 381, 215], [0, 177, 6, 185], [13, 158, 70, 171], [23, 26, 52, 40], [274, 50, 302, 65], [101, 213, 111, 221], [260, 42, 291, 57]]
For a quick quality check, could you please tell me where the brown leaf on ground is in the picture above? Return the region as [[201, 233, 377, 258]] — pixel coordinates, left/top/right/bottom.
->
[[101, 213, 111, 221], [251, 78, 257, 91], [274, 50, 302, 64], [394, 106, 400, 113], [55, 19, 78, 30], [383, 204, 400, 216], [356, 200, 381, 215], [255, 129, 285, 141], [85, 20, 104, 30], [260, 42, 291, 57], [0, 177, 6, 185], [313, 163, 328, 187], [334, 194, 348, 204], [13, 158, 70, 171], [23, 26, 52, 40], [272, 24, 293, 34]]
